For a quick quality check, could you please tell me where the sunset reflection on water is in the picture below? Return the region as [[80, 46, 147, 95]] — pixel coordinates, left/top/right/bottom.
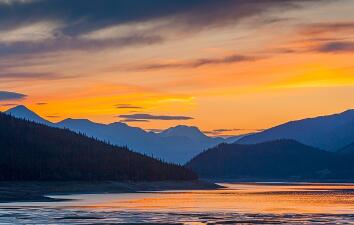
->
[[75, 183, 354, 214], [1, 183, 353, 224]]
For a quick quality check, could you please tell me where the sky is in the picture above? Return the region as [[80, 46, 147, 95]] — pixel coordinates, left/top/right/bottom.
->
[[0, 0, 354, 137]]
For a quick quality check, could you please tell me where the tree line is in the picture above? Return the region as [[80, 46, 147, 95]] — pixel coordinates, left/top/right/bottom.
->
[[0, 113, 197, 181]]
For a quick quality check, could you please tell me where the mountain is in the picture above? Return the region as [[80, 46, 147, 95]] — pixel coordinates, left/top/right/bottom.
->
[[186, 140, 354, 180], [158, 125, 224, 149], [5, 106, 230, 163], [5, 105, 52, 126], [237, 110, 354, 152], [224, 134, 251, 143], [58, 120, 224, 163], [0, 112, 196, 181], [338, 142, 354, 154], [159, 125, 223, 143]]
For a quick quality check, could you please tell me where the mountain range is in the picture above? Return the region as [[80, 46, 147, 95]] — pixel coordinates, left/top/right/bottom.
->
[[187, 109, 354, 180], [3, 105, 354, 181], [0, 112, 196, 181], [339, 141, 354, 154], [5, 105, 354, 165], [186, 140, 354, 180], [237, 109, 354, 152], [4, 105, 239, 164]]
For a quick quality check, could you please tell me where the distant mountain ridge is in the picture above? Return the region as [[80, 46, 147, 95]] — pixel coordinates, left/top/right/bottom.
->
[[339, 142, 354, 154], [0, 112, 197, 181], [237, 109, 354, 152], [186, 140, 354, 180], [4, 105, 235, 163]]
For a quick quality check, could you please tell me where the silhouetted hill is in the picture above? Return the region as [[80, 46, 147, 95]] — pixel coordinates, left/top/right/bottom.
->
[[237, 110, 354, 152], [0, 113, 197, 181], [186, 140, 354, 180], [339, 142, 354, 154]]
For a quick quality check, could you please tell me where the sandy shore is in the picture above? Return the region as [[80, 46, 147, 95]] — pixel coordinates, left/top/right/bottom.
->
[[0, 180, 221, 203]]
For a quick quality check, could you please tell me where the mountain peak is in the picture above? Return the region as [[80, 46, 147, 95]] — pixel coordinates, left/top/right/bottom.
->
[[60, 118, 93, 123], [109, 121, 129, 127], [57, 118, 98, 127], [160, 125, 208, 140], [237, 108, 354, 151], [6, 105, 31, 113], [5, 105, 51, 125]]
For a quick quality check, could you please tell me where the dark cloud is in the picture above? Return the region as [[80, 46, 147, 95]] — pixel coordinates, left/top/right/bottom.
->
[[115, 104, 142, 109], [36, 102, 47, 105], [135, 54, 259, 70], [0, 91, 27, 101], [119, 113, 194, 121], [314, 41, 354, 53], [0, 0, 314, 34], [0, 0, 322, 55]]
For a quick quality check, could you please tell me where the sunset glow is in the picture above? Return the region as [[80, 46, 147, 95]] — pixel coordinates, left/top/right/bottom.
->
[[1, 0, 354, 136]]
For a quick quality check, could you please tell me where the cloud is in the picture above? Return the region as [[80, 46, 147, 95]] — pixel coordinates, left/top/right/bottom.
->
[[135, 54, 259, 70], [0, 0, 34, 5], [283, 22, 354, 55], [115, 104, 142, 109], [0, 0, 322, 55], [213, 129, 243, 133], [46, 115, 60, 118], [36, 102, 47, 105], [0, 21, 60, 44], [0, 71, 58, 79], [204, 128, 264, 136], [0, 103, 18, 106], [313, 41, 354, 53], [118, 113, 194, 121], [300, 22, 354, 36], [0, 34, 163, 57], [0, 91, 27, 101], [120, 119, 150, 123], [0, 0, 310, 34]]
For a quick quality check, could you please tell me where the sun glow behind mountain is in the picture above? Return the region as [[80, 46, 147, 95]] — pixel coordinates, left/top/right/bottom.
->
[[0, 0, 353, 137]]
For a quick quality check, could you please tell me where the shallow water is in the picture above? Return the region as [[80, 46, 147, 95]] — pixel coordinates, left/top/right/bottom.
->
[[0, 183, 354, 224]]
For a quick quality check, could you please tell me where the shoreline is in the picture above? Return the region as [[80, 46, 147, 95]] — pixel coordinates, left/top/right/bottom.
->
[[204, 178, 354, 184], [0, 180, 221, 203]]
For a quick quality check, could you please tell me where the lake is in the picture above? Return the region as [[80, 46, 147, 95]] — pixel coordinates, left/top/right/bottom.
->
[[0, 183, 353, 224]]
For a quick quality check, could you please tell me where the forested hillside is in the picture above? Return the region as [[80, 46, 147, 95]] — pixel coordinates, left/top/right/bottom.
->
[[186, 140, 354, 180], [0, 113, 197, 181]]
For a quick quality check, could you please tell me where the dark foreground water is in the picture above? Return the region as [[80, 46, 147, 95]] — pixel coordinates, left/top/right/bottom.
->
[[0, 183, 353, 224]]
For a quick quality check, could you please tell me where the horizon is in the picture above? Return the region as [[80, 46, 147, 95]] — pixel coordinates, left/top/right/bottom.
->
[[2, 103, 354, 138], [0, 0, 354, 137]]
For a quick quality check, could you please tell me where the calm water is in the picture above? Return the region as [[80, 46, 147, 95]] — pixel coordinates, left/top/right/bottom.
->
[[0, 183, 354, 224]]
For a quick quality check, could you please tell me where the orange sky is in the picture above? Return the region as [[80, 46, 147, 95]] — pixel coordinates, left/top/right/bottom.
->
[[0, 0, 353, 136]]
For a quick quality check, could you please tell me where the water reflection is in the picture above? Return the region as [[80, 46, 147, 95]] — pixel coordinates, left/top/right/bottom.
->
[[0, 183, 353, 224]]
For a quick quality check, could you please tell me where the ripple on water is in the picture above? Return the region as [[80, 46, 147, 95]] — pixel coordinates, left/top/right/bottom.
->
[[0, 183, 353, 224], [0, 208, 354, 224]]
